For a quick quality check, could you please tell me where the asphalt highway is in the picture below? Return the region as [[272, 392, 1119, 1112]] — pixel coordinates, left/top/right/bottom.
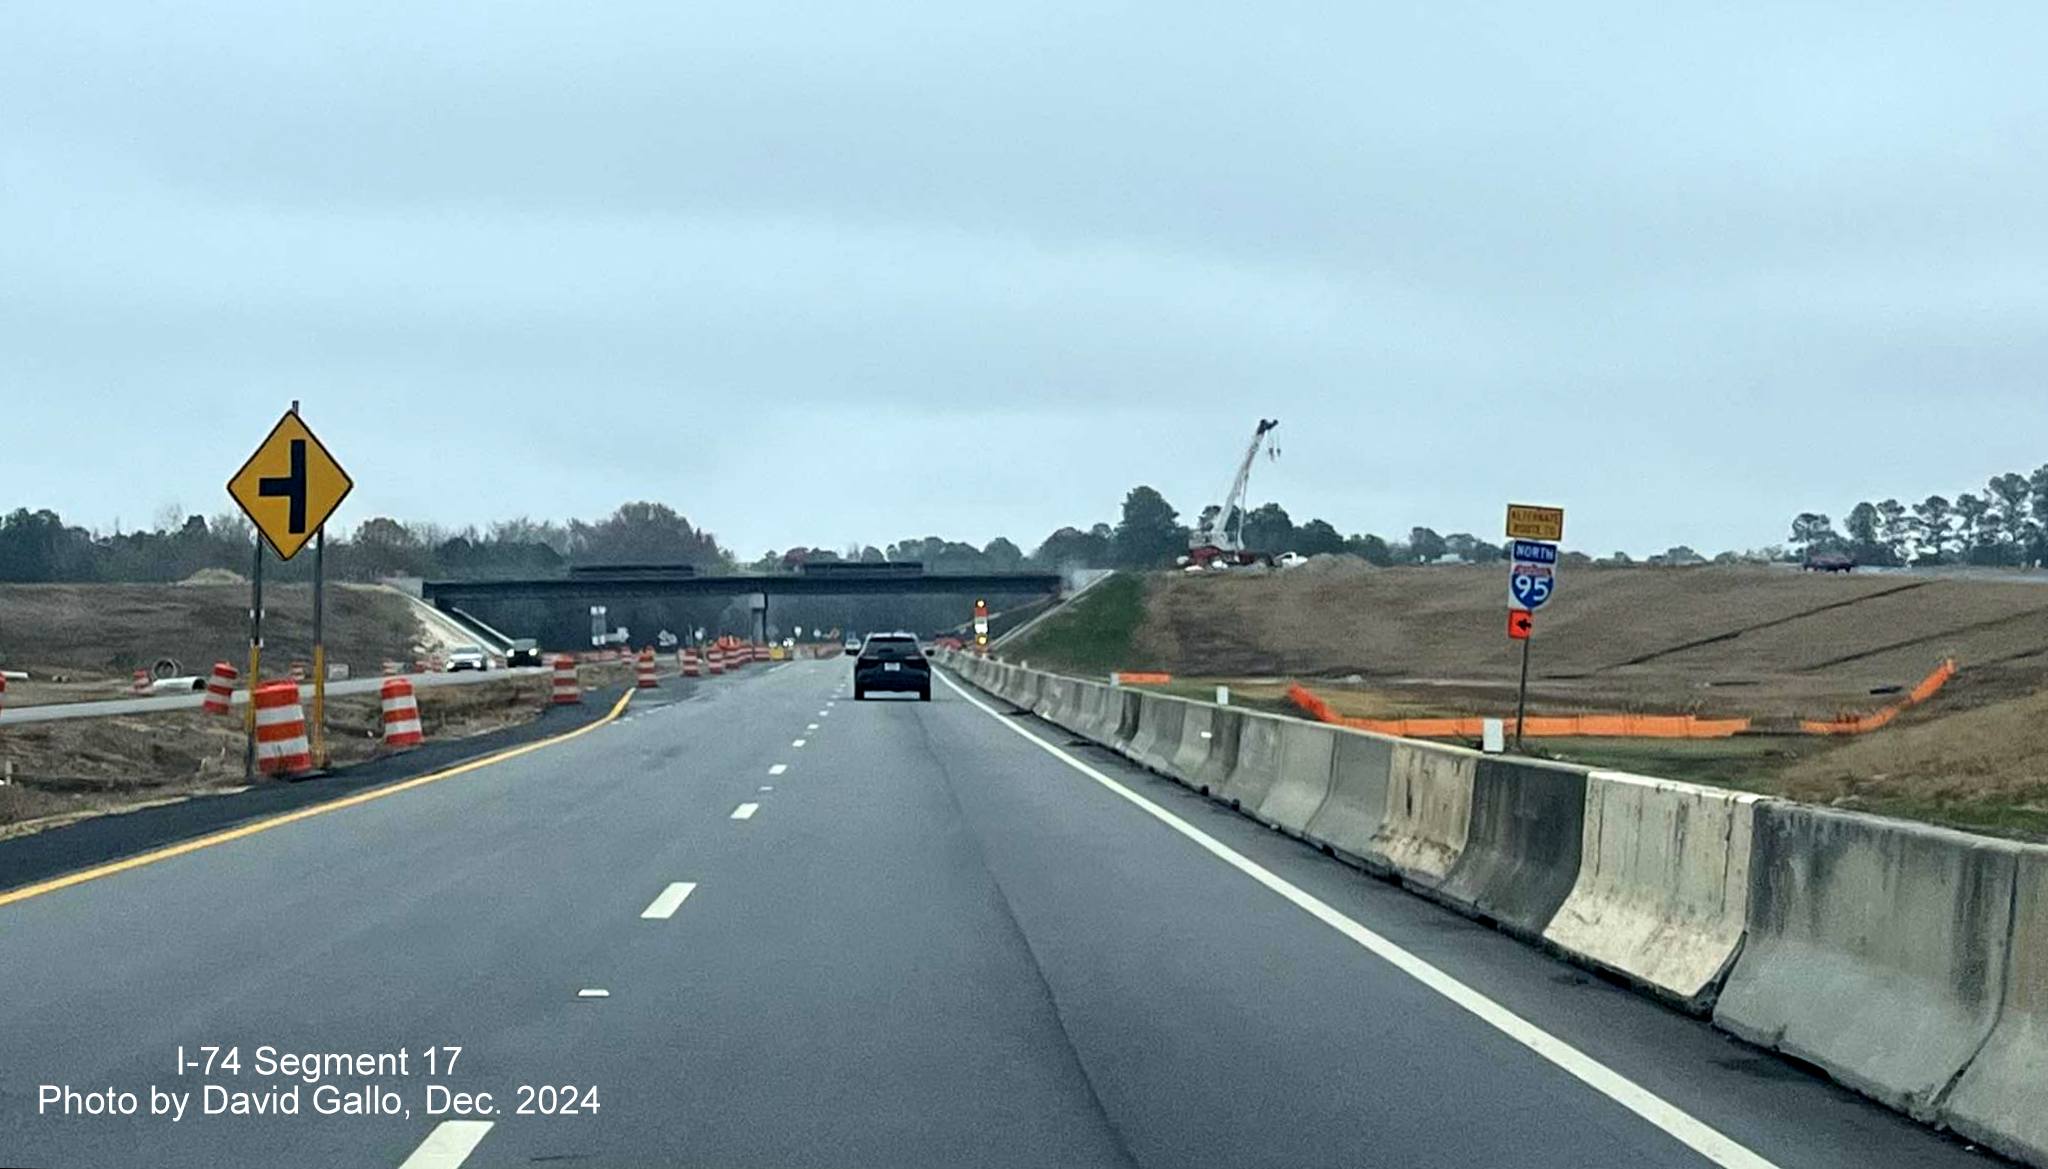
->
[[0, 660, 2007, 1168]]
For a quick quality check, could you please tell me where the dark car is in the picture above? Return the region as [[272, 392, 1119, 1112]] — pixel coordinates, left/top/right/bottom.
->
[[504, 638, 543, 667], [853, 633, 930, 701]]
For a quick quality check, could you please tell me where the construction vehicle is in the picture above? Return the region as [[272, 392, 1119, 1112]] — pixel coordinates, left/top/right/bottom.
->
[[1181, 419, 1281, 569]]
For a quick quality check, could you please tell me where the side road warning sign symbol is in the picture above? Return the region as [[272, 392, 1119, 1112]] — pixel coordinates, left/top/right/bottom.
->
[[227, 409, 354, 560], [1508, 609, 1534, 640]]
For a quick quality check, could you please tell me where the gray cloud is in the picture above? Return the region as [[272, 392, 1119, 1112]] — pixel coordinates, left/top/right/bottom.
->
[[6, 2, 2047, 556]]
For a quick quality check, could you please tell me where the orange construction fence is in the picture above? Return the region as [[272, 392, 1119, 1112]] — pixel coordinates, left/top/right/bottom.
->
[[1112, 671, 1174, 686], [1286, 684, 1752, 740], [1799, 658, 1957, 735]]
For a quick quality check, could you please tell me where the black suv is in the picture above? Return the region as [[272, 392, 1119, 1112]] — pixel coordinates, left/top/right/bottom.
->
[[853, 633, 931, 701]]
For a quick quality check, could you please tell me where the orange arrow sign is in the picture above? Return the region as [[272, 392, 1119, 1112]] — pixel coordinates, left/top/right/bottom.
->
[[1508, 609, 1534, 640]]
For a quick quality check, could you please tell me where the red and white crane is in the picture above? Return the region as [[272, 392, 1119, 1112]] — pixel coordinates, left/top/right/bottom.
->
[[1183, 418, 1281, 569]]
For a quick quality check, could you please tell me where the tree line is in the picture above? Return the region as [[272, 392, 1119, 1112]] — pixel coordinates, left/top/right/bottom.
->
[[0, 487, 1503, 584], [0, 503, 729, 584], [1789, 464, 2048, 567], [23, 466, 2039, 585]]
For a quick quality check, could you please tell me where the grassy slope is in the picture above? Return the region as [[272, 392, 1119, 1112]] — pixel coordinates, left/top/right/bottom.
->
[[1004, 573, 1149, 675]]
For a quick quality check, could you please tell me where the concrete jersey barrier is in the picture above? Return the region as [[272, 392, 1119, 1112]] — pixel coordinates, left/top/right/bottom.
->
[[1438, 757, 1589, 938], [1075, 682, 1119, 744], [1015, 669, 1045, 711], [1714, 804, 2020, 1121], [1168, 702, 1217, 788], [1126, 694, 1188, 776], [1369, 740, 1477, 889], [1192, 708, 1243, 794], [1254, 721, 1339, 836], [1032, 673, 1064, 720], [1541, 771, 1760, 1011], [1217, 713, 1284, 812], [1303, 729, 1395, 869], [1945, 846, 2048, 1165], [1108, 688, 1143, 752], [1051, 678, 1092, 736]]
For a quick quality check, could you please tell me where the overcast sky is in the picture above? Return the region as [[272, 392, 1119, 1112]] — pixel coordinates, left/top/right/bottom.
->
[[6, 3, 2047, 557]]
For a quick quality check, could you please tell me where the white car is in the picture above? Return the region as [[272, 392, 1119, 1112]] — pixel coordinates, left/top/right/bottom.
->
[[1275, 552, 1309, 569], [444, 645, 489, 671]]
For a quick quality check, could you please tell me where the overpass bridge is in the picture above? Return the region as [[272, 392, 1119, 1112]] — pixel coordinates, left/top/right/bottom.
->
[[420, 565, 1064, 647]]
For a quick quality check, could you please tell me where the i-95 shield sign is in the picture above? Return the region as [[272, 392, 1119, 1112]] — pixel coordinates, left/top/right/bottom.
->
[[1510, 563, 1554, 610]]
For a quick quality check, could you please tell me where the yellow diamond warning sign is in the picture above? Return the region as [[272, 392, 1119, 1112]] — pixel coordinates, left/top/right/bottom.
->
[[227, 410, 354, 560]]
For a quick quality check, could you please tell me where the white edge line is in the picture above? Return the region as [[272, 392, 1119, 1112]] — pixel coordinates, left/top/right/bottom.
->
[[934, 670, 1782, 1169], [731, 802, 759, 820], [398, 1120, 493, 1169], [640, 881, 697, 920]]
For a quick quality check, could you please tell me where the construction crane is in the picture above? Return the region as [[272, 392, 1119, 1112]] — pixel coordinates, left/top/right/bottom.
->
[[1183, 418, 1281, 569]]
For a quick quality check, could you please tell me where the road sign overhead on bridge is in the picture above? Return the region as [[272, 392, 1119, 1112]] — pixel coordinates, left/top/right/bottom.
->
[[227, 409, 353, 560]]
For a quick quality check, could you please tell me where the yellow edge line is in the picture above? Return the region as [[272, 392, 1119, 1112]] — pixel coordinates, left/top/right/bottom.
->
[[0, 688, 636, 910]]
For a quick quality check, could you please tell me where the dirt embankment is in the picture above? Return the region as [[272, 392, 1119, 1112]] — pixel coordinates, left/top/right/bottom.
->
[[1130, 564, 2048, 721], [0, 582, 424, 680], [0, 672, 573, 835]]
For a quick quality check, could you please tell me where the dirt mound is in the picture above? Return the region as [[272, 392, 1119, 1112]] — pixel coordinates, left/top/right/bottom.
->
[[0, 674, 552, 833], [1127, 564, 2048, 720], [0, 583, 422, 680], [176, 568, 246, 585], [1289, 554, 1375, 578]]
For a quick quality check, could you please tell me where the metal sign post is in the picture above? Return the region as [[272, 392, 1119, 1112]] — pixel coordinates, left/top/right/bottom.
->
[[312, 526, 328, 769], [1514, 621, 1532, 749], [1504, 506, 1564, 753], [228, 403, 353, 779], [243, 535, 266, 781]]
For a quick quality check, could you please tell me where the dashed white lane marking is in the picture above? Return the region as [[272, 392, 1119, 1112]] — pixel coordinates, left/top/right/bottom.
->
[[769, 763, 789, 776], [576, 988, 610, 999], [731, 802, 760, 821], [759, 785, 773, 792], [398, 1120, 494, 1169], [640, 882, 697, 920], [807, 723, 820, 730], [792, 739, 807, 748], [937, 670, 1784, 1169]]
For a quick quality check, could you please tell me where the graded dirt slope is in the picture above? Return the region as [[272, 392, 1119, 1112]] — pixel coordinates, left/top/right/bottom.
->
[[0, 583, 424, 684], [0, 672, 557, 833], [1119, 565, 2048, 720]]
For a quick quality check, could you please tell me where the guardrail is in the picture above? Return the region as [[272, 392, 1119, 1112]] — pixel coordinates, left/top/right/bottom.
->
[[0, 667, 552, 727], [939, 648, 2048, 1169]]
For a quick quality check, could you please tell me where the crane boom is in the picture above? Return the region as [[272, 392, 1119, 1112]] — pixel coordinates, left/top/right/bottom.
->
[[1194, 418, 1280, 552]]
